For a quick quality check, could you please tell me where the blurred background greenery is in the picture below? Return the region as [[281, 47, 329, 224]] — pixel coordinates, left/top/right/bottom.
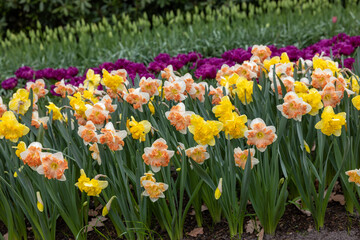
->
[[1, 0, 356, 34]]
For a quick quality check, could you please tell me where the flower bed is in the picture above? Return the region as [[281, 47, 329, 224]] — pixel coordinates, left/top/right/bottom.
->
[[0, 41, 360, 240], [2, 33, 359, 95]]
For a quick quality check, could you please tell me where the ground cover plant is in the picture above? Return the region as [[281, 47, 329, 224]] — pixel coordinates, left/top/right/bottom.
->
[[1, 40, 360, 239]]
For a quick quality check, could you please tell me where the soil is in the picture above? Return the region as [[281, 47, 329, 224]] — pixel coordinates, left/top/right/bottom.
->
[[1, 201, 359, 239]]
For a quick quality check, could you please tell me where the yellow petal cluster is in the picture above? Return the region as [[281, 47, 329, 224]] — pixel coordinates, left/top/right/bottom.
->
[[102, 69, 125, 92], [315, 106, 346, 136], [46, 102, 63, 121], [84, 69, 101, 92], [299, 88, 323, 116], [128, 116, 152, 142], [212, 96, 235, 122], [312, 56, 339, 75], [188, 114, 223, 146], [68, 92, 87, 117], [232, 77, 256, 104], [222, 112, 248, 139], [0, 111, 29, 142], [15, 141, 27, 157], [75, 169, 108, 197], [352, 95, 360, 110], [9, 89, 31, 115]]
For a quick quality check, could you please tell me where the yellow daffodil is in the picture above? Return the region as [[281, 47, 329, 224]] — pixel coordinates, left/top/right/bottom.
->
[[303, 140, 311, 153], [214, 178, 223, 200], [82, 90, 99, 104], [232, 77, 258, 104], [101, 69, 125, 92], [68, 93, 87, 117], [188, 114, 223, 146], [46, 102, 63, 121], [75, 169, 108, 197], [315, 106, 346, 136], [8, 89, 32, 115], [102, 196, 116, 216], [280, 52, 291, 64], [0, 111, 29, 142], [14, 141, 26, 157], [222, 112, 248, 139], [294, 81, 309, 94], [212, 96, 235, 122], [312, 56, 339, 75], [36, 191, 44, 212], [352, 95, 360, 110], [219, 73, 238, 90], [148, 101, 155, 115], [349, 76, 359, 94], [263, 56, 280, 72], [128, 116, 152, 142], [84, 69, 100, 92], [299, 88, 323, 116]]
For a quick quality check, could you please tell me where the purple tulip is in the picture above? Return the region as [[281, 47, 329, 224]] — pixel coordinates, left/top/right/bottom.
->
[[1, 77, 18, 89]]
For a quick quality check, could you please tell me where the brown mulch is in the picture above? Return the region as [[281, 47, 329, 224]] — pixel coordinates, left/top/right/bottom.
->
[[1, 201, 360, 239]]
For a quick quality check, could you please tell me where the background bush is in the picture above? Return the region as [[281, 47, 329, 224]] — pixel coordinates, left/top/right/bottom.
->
[[1, 0, 357, 34]]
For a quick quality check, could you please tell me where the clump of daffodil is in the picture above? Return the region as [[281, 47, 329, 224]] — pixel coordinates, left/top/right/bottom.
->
[[8, 88, 32, 115], [352, 95, 360, 110], [298, 88, 323, 116], [101, 69, 126, 92], [263, 52, 290, 72], [222, 112, 248, 139], [232, 76, 259, 104], [212, 96, 248, 139], [212, 96, 235, 122], [128, 116, 152, 142], [75, 169, 108, 197], [46, 102, 63, 121], [82, 90, 99, 104], [83, 69, 101, 92], [315, 106, 346, 136], [0, 111, 29, 142], [188, 114, 223, 146], [219, 73, 238, 91], [312, 56, 339, 75], [294, 81, 309, 94], [68, 92, 87, 117]]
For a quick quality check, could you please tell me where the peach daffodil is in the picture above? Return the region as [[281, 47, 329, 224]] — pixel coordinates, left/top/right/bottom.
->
[[234, 147, 259, 169], [244, 118, 277, 152], [277, 92, 311, 121], [37, 152, 68, 181], [165, 102, 194, 134], [142, 138, 175, 172], [20, 142, 43, 169], [185, 145, 210, 165]]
